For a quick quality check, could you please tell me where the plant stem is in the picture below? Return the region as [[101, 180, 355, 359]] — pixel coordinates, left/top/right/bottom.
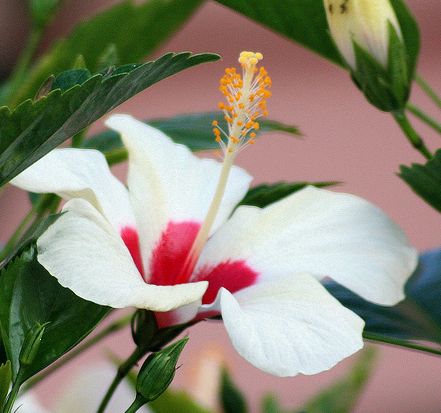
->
[[2, 372, 23, 413], [26, 313, 131, 390], [125, 395, 147, 413], [2, 26, 43, 106], [364, 332, 441, 357], [97, 346, 148, 413], [406, 103, 441, 135], [416, 74, 441, 109], [393, 110, 432, 160]]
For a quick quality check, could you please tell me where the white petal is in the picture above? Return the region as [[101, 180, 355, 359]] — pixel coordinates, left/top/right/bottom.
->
[[197, 186, 417, 306], [54, 364, 151, 413], [105, 114, 252, 267], [10, 148, 135, 230], [38, 199, 207, 311], [218, 273, 364, 376]]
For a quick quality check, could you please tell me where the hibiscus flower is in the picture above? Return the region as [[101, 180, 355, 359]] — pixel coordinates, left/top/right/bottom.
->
[[11, 51, 417, 377]]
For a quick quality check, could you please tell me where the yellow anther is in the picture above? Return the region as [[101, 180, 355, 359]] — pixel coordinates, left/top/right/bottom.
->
[[218, 102, 225, 110], [237, 120, 243, 126], [250, 132, 257, 138], [253, 122, 260, 130], [212, 120, 218, 127]]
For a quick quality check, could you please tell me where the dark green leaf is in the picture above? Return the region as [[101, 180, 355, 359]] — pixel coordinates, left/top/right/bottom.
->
[[0, 361, 11, 407], [0, 52, 219, 187], [215, 0, 344, 66], [0, 245, 110, 382], [239, 181, 337, 208], [296, 348, 376, 413], [399, 149, 441, 213], [51, 68, 92, 92], [83, 111, 301, 164], [327, 249, 441, 350], [27, 0, 63, 28], [14, 0, 203, 103], [149, 390, 212, 413], [220, 367, 247, 413]]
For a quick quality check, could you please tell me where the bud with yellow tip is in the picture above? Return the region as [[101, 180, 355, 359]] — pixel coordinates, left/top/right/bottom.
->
[[323, 0, 420, 112]]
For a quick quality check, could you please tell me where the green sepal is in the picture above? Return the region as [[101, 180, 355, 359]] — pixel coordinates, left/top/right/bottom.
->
[[131, 310, 158, 348], [399, 149, 441, 212], [135, 337, 189, 403], [220, 367, 248, 413], [0, 361, 12, 407]]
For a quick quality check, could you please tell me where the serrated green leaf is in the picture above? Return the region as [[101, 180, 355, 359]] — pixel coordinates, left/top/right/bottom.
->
[[0, 361, 11, 407], [0, 52, 219, 187], [14, 0, 203, 103], [239, 181, 337, 208], [51, 68, 92, 92], [0, 245, 110, 382], [83, 111, 301, 164], [220, 367, 248, 413], [215, 0, 344, 66], [399, 149, 441, 212], [296, 348, 376, 413]]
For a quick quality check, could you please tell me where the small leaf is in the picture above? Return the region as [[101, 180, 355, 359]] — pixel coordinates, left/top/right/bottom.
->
[[0, 245, 110, 382], [27, 0, 62, 28], [296, 348, 376, 413], [14, 0, 203, 103], [327, 248, 441, 350], [0, 52, 219, 187], [399, 149, 441, 213], [220, 367, 248, 413], [0, 361, 11, 407], [51, 68, 92, 91], [239, 181, 337, 208]]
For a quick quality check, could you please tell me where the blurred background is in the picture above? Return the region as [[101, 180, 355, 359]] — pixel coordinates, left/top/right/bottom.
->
[[0, 0, 440, 411]]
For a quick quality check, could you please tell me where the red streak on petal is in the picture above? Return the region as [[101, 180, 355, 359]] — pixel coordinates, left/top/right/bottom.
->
[[121, 227, 145, 278], [150, 221, 201, 286], [194, 260, 259, 305]]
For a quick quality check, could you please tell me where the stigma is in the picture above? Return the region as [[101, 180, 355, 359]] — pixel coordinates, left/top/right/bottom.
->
[[214, 51, 271, 155]]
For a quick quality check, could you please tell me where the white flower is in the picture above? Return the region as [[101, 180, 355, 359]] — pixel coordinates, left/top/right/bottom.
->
[[15, 365, 150, 412], [323, 0, 402, 69], [11, 52, 417, 377]]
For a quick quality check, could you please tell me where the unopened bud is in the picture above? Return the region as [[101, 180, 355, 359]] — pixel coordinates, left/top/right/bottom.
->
[[324, 0, 402, 69], [131, 310, 158, 347], [136, 337, 188, 403]]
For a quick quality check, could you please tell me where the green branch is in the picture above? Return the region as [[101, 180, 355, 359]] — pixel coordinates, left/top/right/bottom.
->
[[406, 103, 441, 135], [416, 74, 441, 109]]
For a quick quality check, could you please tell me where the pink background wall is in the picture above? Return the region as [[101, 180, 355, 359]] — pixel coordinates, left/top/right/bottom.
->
[[1, 1, 440, 411]]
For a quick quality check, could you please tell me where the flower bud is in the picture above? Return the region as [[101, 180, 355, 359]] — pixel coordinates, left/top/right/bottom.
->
[[136, 337, 188, 403], [324, 0, 402, 69], [131, 310, 158, 347]]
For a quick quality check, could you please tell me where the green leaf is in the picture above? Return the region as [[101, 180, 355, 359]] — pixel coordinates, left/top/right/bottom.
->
[[327, 249, 441, 351], [399, 149, 441, 213], [0, 361, 11, 407], [239, 181, 337, 208], [149, 390, 212, 413], [215, 0, 344, 66], [83, 111, 301, 164], [51, 68, 92, 92], [220, 367, 248, 413], [297, 348, 376, 413], [27, 0, 63, 29], [0, 245, 110, 382], [14, 0, 203, 103], [0, 52, 219, 187]]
